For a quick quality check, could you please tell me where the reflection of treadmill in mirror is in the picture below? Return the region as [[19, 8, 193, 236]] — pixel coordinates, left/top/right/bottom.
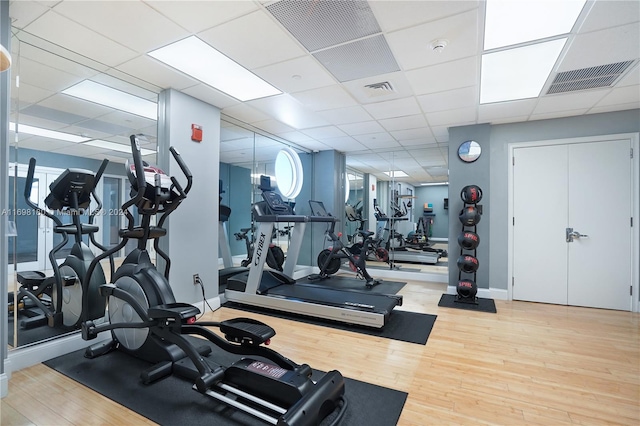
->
[[225, 177, 403, 329]]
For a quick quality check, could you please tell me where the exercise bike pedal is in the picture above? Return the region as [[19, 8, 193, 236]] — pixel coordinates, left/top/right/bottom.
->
[[220, 318, 275, 346]]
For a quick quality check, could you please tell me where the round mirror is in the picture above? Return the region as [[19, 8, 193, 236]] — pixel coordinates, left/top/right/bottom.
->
[[458, 140, 481, 163], [274, 146, 303, 199]]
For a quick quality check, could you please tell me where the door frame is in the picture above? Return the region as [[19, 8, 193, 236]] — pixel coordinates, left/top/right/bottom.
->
[[507, 133, 639, 312]]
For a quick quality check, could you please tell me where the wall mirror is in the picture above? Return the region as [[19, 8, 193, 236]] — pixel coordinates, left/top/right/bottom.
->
[[458, 140, 481, 163], [6, 30, 159, 350]]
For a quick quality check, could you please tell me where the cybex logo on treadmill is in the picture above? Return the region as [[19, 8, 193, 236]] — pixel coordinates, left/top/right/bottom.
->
[[254, 232, 266, 266]]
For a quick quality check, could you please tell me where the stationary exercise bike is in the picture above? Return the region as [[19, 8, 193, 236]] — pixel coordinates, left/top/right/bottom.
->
[[10, 158, 110, 329], [82, 135, 346, 426], [308, 200, 381, 289]]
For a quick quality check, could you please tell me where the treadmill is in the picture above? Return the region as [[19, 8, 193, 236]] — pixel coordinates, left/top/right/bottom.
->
[[225, 190, 403, 329]]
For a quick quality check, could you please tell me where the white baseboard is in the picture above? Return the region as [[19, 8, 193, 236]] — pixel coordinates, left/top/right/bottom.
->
[[7, 332, 110, 374], [447, 286, 508, 300], [192, 296, 221, 313]]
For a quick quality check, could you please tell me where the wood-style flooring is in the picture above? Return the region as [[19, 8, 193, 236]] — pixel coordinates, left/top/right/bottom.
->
[[2, 277, 639, 425]]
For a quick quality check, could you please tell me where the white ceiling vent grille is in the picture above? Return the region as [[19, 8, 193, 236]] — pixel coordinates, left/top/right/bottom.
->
[[265, 0, 381, 52], [313, 35, 401, 82], [547, 61, 635, 94], [364, 81, 395, 97]]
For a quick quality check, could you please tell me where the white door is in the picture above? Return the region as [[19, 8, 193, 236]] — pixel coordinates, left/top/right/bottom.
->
[[512, 138, 633, 310], [567, 140, 632, 310]]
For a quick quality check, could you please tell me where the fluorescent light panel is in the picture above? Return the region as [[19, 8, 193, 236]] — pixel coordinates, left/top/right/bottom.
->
[[421, 182, 449, 186], [63, 80, 157, 120], [484, 0, 586, 50], [481, 38, 567, 104], [148, 36, 282, 102], [9, 122, 89, 143], [84, 140, 155, 156], [383, 170, 408, 178]]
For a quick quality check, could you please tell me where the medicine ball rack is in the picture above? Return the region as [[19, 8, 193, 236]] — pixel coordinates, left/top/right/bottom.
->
[[456, 185, 482, 304]]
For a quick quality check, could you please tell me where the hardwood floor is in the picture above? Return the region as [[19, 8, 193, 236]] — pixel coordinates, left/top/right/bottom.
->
[[2, 278, 639, 426]]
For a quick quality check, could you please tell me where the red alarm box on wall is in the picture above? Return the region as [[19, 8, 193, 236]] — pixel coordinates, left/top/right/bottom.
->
[[191, 124, 202, 142]]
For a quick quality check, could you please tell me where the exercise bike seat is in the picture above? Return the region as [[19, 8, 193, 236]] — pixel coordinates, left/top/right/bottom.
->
[[358, 230, 375, 239], [119, 226, 167, 239], [219, 318, 275, 346]]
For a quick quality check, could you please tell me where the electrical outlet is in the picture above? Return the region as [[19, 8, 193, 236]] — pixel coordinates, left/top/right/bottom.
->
[[193, 274, 200, 286]]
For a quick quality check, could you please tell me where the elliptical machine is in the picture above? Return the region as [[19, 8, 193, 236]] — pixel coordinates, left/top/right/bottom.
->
[[82, 135, 346, 426], [11, 158, 110, 329]]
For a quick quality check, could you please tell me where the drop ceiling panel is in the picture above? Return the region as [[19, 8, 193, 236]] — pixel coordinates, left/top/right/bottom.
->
[[251, 119, 295, 135], [96, 110, 157, 132], [145, 0, 259, 33], [74, 118, 134, 136], [478, 99, 537, 123], [53, 1, 188, 53], [198, 10, 307, 70], [253, 56, 336, 94], [618, 65, 639, 87], [338, 121, 386, 136], [370, 0, 479, 33], [117, 55, 198, 91], [247, 94, 328, 129], [37, 94, 114, 120], [386, 9, 479, 71], [558, 23, 640, 72], [12, 136, 74, 152], [23, 11, 138, 67], [181, 84, 239, 110], [534, 89, 610, 114], [406, 56, 478, 96], [19, 43, 101, 80], [578, 0, 640, 33], [13, 115, 72, 131], [276, 131, 315, 144], [589, 102, 639, 115], [353, 131, 395, 144], [9, 1, 49, 28], [390, 127, 436, 143], [363, 97, 421, 120], [593, 85, 640, 108], [301, 126, 347, 140], [20, 103, 88, 124], [320, 136, 367, 152], [530, 108, 590, 121], [426, 106, 477, 127], [222, 104, 272, 124], [17, 56, 82, 92], [53, 144, 116, 157], [291, 85, 359, 111], [400, 138, 439, 148], [378, 114, 428, 132], [11, 83, 55, 106], [317, 106, 373, 125], [417, 86, 478, 113]]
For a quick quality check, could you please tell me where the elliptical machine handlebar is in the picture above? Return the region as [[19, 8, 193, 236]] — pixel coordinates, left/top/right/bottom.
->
[[169, 146, 192, 195], [24, 158, 64, 227]]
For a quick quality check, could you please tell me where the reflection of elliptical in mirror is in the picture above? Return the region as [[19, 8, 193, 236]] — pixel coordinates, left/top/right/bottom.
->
[[274, 146, 303, 199]]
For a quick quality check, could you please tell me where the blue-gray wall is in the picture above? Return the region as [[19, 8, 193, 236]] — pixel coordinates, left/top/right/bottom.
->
[[157, 89, 220, 303], [448, 109, 640, 293], [9, 147, 128, 177]]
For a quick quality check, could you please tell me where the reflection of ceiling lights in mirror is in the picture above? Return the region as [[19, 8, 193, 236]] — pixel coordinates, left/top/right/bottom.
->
[[383, 170, 408, 178], [9, 122, 89, 143], [148, 36, 282, 102], [84, 139, 155, 156], [62, 80, 158, 120], [421, 182, 449, 186]]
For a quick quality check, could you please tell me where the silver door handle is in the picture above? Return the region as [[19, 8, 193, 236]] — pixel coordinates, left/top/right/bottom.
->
[[566, 227, 589, 242]]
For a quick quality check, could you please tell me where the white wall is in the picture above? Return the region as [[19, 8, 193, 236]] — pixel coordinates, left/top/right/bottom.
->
[[157, 89, 221, 307]]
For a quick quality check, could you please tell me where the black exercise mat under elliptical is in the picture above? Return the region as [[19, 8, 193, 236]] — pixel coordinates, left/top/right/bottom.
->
[[44, 337, 408, 426], [438, 293, 497, 313], [223, 301, 436, 345]]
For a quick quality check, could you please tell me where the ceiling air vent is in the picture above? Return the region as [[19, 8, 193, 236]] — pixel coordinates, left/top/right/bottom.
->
[[547, 60, 635, 94], [364, 81, 395, 97]]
